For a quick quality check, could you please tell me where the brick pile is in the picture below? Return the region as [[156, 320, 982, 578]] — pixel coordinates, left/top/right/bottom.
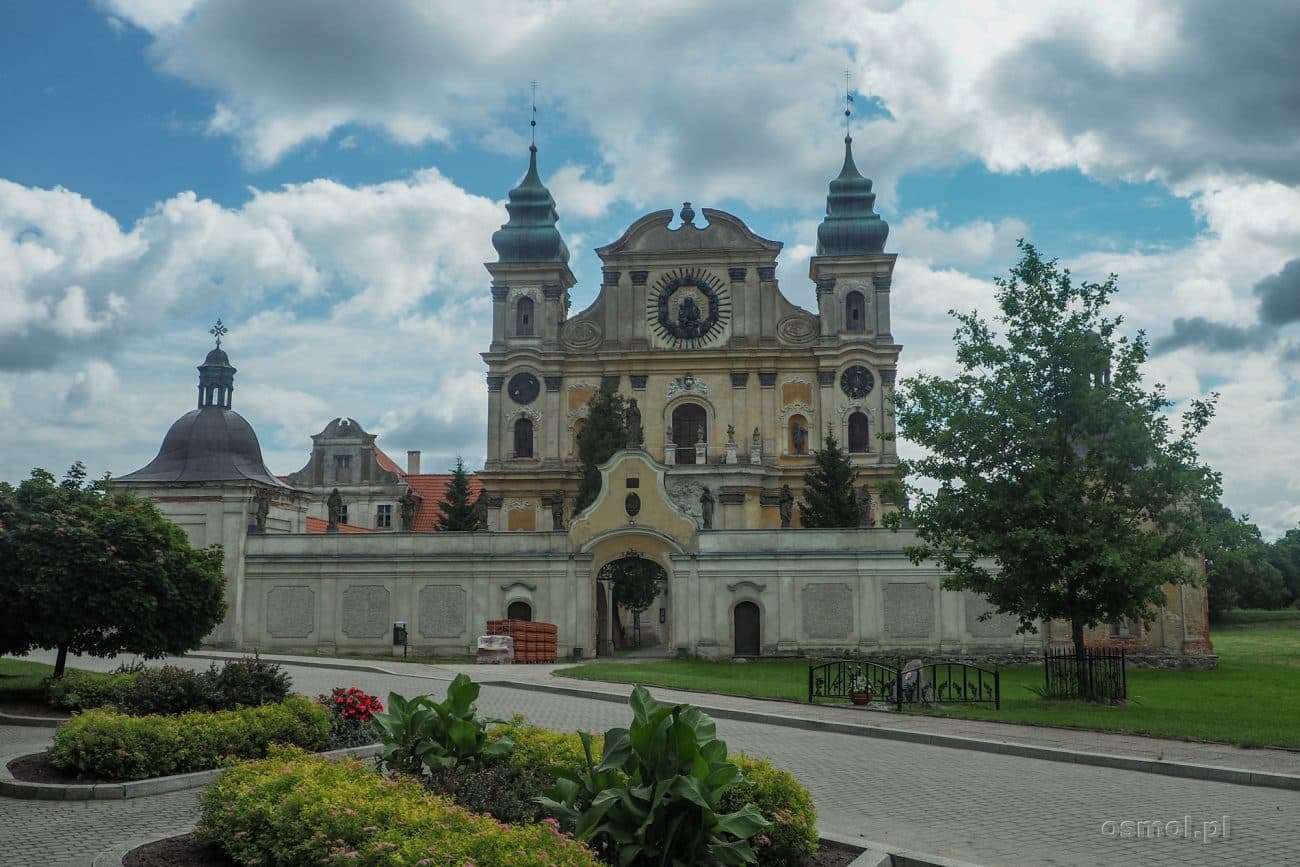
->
[[486, 619, 557, 663]]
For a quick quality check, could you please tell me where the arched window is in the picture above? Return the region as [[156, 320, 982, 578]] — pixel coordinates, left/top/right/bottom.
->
[[513, 418, 534, 458], [671, 403, 707, 464], [734, 601, 760, 657], [847, 411, 870, 453], [788, 414, 809, 455], [515, 296, 535, 336], [845, 291, 866, 332], [507, 600, 533, 621]]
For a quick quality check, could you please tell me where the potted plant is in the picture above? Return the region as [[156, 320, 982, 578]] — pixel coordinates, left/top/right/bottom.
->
[[849, 670, 872, 705]]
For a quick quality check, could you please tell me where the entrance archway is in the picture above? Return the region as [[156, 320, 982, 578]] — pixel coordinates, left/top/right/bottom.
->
[[734, 602, 760, 657], [598, 554, 668, 651], [507, 600, 532, 621]]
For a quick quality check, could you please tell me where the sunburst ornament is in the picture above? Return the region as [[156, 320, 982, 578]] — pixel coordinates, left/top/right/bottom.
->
[[647, 268, 730, 349]]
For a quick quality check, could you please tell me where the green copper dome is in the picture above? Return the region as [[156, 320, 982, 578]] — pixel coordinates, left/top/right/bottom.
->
[[491, 145, 570, 264], [816, 136, 889, 256]]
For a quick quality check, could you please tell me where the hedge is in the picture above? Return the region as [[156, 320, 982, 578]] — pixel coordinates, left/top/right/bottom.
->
[[486, 717, 819, 866], [48, 696, 330, 780], [44, 669, 136, 712], [196, 747, 599, 867]]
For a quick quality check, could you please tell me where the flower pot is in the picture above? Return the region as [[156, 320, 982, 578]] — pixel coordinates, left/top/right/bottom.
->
[[850, 691, 872, 706]]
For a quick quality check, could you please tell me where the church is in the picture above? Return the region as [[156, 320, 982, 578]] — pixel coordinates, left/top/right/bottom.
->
[[114, 132, 1213, 666]]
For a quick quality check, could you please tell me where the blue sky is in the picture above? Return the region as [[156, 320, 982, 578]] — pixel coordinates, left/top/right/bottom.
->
[[2, 0, 1298, 535]]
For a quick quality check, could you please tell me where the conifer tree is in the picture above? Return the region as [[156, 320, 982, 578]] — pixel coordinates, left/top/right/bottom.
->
[[798, 427, 860, 527], [435, 457, 481, 531], [575, 379, 629, 512]]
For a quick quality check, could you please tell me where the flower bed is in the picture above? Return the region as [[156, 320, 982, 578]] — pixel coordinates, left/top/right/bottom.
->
[[196, 747, 599, 867], [48, 695, 329, 780]]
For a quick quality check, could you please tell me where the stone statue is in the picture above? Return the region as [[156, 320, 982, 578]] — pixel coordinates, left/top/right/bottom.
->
[[726, 423, 735, 445], [472, 489, 489, 530], [625, 399, 643, 447], [778, 484, 794, 529], [696, 426, 706, 444], [398, 486, 418, 531], [551, 491, 565, 530], [792, 423, 807, 455], [252, 488, 270, 532], [326, 488, 343, 533], [856, 485, 874, 528], [752, 427, 761, 449], [699, 486, 715, 530]]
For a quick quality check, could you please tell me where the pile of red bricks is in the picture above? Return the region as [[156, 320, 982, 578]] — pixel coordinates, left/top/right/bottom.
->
[[486, 619, 558, 663]]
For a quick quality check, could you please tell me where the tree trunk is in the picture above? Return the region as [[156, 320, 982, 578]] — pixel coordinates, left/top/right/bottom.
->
[[1070, 617, 1091, 701], [53, 643, 69, 679], [1070, 617, 1086, 660]]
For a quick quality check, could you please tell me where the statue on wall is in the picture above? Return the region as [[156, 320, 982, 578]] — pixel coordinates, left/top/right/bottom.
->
[[625, 398, 643, 447], [752, 427, 761, 451], [398, 486, 418, 531], [252, 488, 270, 533], [726, 423, 735, 445], [792, 423, 808, 455], [326, 488, 343, 533], [778, 484, 794, 528], [856, 485, 874, 527], [472, 489, 489, 530], [551, 491, 566, 530], [699, 486, 715, 529]]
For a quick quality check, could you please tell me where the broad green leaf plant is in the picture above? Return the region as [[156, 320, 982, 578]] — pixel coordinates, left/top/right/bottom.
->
[[372, 674, 512, 776], [538, 685, 769, 866]]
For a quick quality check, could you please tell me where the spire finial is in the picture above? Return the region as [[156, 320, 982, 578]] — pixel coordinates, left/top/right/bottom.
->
[[209, 318, 228, 348], [843, 70, 854, 141], [529, 80, 538, 150]]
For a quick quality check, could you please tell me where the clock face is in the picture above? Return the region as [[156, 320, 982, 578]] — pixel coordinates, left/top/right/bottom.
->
[[647, 268, 730, 349], [507, 372, 540, 405], [840, 365, 875, 399]]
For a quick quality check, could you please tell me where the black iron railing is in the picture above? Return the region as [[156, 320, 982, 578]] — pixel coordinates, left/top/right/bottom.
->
[[808, 659, 1000, 709], [1044, 647, 1127, 702]]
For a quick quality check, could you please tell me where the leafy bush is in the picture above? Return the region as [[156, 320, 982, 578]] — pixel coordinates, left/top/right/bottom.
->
[[115, 664, 222, 715], [537, 686, 769, 866], [373, 674, 511, 775], [318, 687, 382, 749], [48, 696, 329, 780], [196, 747, 599, 866], [724, 756, 819, 866], [213, 653, 291, 708], [426, 761, 553, 824], [489, 714, 602, 777], [44, 669, 136, 712]]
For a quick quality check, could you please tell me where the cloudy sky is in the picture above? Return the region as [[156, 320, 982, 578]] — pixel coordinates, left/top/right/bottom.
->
[[2, 0, 1297, 535]]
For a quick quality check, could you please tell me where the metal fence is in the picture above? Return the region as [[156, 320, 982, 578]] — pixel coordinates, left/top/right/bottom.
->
[[1043, 647, 1127, 702], [808, 659, 1000, 710]]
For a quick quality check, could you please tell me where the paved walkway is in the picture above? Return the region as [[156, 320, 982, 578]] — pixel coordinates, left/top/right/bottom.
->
[[2, 652, 1298, 866]]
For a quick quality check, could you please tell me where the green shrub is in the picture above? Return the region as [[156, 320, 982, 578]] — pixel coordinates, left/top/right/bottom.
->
[[489, 715, 602, 777], [724, 756, 819, 866], [48, 696, 329, 780], [115, 664, 222, 715], [213, 653, 291, 708], [538, 686, 769, 866], [373, 674, 511, 775], [44, 669, 136, 711], [426, 761, 553, 824], [196, 747, 599, 866]]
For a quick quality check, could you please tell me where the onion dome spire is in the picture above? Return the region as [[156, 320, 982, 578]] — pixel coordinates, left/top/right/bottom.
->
[[816, 81, 889, 256], [198, 318, 236, 409], [491, 88, 569, 264]]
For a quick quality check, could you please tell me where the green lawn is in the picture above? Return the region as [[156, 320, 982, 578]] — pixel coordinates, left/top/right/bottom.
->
[[557, 616, 1300, 749], [0, 658, 60, 699]]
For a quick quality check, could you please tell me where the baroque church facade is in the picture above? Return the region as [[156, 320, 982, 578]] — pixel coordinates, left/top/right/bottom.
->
[[114, 135, 1214, 666]]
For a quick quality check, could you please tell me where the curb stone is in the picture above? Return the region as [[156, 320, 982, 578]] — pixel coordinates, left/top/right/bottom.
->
[[821, 831, 985, 867], [0, 710, 66, 728], [484, 679, 1300, 793], [0, 744, 381, 801], [92, 827, 196, 867]]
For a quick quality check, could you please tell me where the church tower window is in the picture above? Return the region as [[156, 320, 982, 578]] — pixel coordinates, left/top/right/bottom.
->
[[845, 290, 865, 332], [514, 417, 534, 458], [670, 403, 707, 464], [847, 411, 870, 453], [516, 296, 535, 337]]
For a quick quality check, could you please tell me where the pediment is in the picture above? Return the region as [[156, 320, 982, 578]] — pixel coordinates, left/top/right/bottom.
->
[[596, 208, 783, 258]]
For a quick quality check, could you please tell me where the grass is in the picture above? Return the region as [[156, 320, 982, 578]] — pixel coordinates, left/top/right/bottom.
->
[[0, 658, 60, 699], [1217, 607, 1300, 626], [556, 616, 1300, 749]]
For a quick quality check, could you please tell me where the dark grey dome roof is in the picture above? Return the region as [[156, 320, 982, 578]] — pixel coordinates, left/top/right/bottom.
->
[[204, 347, 230, 366], [117, 406, 288, 487]]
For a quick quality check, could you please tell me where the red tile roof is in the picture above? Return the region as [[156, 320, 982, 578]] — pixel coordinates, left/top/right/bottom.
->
[[374, 448, 407, 478], [406, 473, 485, 532], [305, 515, 374, 534]]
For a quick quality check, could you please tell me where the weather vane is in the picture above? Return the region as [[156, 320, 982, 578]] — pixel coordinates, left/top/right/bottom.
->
[[844, 70, 854, 137], [530, 80, 539, 147], [209, 318, 228, 348]]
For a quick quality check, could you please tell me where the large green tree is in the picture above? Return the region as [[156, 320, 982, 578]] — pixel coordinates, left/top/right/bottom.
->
[[0, 464, 226, 677], [798, 427, 860, 528], [575, 379, 629, 512], [1201, 500, 1286, 620], [1266, 527, 1300, 608], [435, 457, 482, 531], [884, 242, 1220, 661]]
